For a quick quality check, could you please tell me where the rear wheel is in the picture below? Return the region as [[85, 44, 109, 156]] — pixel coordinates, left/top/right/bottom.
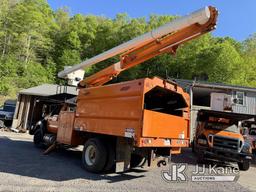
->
[[238, 160, 250, 171], [82, 138, 107, 173]]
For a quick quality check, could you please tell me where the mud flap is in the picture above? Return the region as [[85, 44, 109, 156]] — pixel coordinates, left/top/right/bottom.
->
[[115, 137, 133, 173]]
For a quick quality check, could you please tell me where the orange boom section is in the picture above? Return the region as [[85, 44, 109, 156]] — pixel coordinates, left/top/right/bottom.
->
[[79, 6, 218, 87]]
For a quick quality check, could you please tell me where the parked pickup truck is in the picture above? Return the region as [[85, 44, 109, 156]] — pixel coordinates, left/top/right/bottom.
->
[[0, 100, 16, 127], [193, 109, 255, 171]]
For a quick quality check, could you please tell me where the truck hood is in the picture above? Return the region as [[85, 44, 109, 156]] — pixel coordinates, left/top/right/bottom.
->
[[205, 129, 243, 141], [0, 110, 14, 117]]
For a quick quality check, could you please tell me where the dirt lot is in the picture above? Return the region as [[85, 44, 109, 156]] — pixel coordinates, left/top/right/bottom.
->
[[0, 131, 255, 192]]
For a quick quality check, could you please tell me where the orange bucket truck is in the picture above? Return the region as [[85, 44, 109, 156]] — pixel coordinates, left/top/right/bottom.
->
[[29, 6, 218, 173]]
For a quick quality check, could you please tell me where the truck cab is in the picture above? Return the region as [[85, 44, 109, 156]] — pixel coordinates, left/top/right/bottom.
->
[[193, 109, 254, 171]]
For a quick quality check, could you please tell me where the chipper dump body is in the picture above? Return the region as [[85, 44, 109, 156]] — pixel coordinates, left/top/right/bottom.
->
[[56, 77, 190, 148]]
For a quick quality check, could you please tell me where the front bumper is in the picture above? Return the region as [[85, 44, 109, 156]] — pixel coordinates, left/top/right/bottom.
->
[[197, 145, 252, 163], [0, 116, 13, 121]]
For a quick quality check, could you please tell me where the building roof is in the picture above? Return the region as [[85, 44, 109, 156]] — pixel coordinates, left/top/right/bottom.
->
[[173, 79, 256, 93], [19, 84, 78, 96]]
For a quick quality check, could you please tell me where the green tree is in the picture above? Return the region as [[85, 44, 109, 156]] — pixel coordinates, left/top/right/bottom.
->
[[0, 0, 255, 100], [241, 34, 256, 86], [7, 0, 56, 64], [195, 41, 244, 84]]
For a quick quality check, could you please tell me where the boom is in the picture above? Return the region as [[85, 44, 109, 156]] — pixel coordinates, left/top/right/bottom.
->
[[58, 6, 218, 87]]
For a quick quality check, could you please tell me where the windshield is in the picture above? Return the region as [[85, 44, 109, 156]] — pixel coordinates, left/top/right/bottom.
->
[[3, 105, 15, 112], [206, 122, 239, 133]]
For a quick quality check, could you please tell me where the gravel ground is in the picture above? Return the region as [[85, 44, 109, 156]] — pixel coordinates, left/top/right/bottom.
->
[[0, 131, 255, 192]]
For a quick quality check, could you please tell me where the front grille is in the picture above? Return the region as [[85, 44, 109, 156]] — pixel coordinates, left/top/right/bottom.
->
[[213, 135, 239, 152]]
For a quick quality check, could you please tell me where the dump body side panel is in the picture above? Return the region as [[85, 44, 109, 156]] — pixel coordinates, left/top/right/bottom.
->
[[142, 109, 188, 139], [74, 79, 144, 139], [74, 77, 190, 148]]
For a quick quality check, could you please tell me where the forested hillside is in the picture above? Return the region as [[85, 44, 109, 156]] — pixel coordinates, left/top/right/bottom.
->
[[0, 0, 256, 98]]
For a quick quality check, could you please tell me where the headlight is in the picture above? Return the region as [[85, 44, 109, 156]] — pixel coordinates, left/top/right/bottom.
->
[[241, 142, 252, 154], [198, 138, 207, 145], [208, 134, 213, 143]]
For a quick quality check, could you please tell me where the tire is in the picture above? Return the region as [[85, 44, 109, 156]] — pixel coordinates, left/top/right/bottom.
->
[[191, 140, 195, 153], [130, 154, 146, 168], [196, 153, 205, 164], [33, 129, 44, 148], [238, 161, 250, 171], [29, 124, 37, 135], [82, 138, 107, 173]]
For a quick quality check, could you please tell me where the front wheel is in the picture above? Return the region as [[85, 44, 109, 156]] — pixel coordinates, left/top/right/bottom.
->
[[82, 138, 107, 173], [196, 153, 205, 164], [33, 129, 44, 148], [238, 160, 250, 171]]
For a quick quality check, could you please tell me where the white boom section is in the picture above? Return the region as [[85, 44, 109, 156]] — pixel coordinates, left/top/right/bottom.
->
[[58, 6, 211, 78]]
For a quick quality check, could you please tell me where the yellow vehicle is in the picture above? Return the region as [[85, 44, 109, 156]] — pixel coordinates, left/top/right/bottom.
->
[[193, 109, 255, 171]]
